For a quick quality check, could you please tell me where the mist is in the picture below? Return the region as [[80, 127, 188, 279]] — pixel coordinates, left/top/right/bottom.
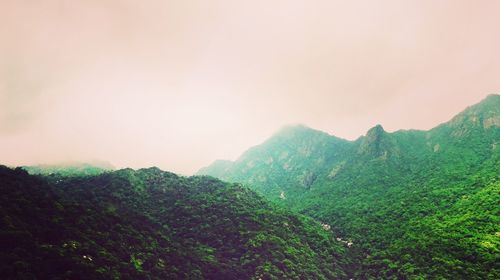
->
[[1, 0, 499, 174]]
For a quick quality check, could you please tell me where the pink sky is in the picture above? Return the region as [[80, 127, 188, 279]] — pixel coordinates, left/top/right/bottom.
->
[[0, 0, 499, 174]]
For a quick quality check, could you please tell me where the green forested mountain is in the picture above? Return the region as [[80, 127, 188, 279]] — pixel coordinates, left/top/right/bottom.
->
[[22, 161, 114, 177], [199, 94, 500, 279], [198, 125, 352, 200], [1, 95, 497, 279], [0, 166, 348, 279]]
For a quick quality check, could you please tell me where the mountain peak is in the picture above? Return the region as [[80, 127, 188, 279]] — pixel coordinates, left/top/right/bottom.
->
[[462, 94, 499, 115], [268, 124, 336, 144], [482, 93, 500, 103], [358, 124, 397, 158], [445, 94, 500, 131], [366, 124, 385, 137], [472, 94, 500, 114], [274, 124, 318, 136]]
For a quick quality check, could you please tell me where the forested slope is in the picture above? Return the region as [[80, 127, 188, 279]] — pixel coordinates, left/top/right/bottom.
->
[[0, 166, 348, 279], [199, 94, 500, 279]]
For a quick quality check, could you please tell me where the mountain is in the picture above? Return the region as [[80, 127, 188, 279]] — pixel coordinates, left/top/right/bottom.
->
[[0, 166, 348, 279], [199, 125, 352, 204], [198, 94, 500, 279], [22, 161, 114, 177]]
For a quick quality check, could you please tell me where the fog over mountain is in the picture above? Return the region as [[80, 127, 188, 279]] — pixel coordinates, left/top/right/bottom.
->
[[1, 96, 497, 279], [199, 94, 499, 279], [1, 2, 498, 279], [1, 1, 499, 174]]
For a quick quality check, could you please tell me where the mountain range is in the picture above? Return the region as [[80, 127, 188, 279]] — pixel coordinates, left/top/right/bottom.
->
[[199, 94, 499, 279], [0, 94, 498, 279]]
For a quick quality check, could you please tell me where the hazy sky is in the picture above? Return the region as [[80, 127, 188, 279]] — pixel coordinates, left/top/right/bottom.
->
[[1, 0, 499, 174]]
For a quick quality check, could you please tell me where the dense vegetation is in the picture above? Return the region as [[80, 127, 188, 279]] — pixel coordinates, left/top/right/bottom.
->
[[0, 166, 348, 279], [199, 94, 500, 279], [1, 95, 497, 279], [23, 162, 113, 177]]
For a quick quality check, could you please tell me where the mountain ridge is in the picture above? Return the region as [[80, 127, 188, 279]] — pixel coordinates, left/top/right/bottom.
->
[[198, 94, 499, 279], [200, 94, 499, 173]]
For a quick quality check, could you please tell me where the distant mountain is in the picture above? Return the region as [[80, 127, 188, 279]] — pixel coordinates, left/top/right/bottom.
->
[[22, 161, 114, 177], [198, 94, 500, 279], [0, 166, 348, 279]]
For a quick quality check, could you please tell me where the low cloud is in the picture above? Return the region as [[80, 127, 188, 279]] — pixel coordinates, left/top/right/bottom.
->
[[0, 0, 498, 174]]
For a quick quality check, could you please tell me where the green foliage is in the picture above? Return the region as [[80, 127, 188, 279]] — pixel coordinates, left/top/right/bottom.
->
[[0, 166, 347, 279], [22, 162, 113, 177], [200, 94, 500, 279], [2, 95, 498, 279]]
